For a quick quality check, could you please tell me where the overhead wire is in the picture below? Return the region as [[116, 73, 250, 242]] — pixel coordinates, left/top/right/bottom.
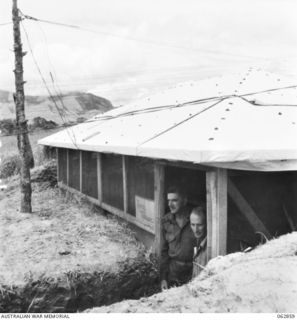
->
[[20, 12, 265, 62], [8, 11, 297, 144], [19, 11, 69, 107], [20, 18, 79, 149], [31, 18, 105, 121], [34, 18, 71, 111], [34, 18, 60, 82], [16, 11, 268, 105]]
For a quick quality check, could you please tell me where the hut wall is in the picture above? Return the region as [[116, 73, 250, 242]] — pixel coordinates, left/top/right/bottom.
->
[[126, 157, 154, 217], [68, 149, 80, 191], [57, 148, 67, 184], [56, 146, 297, 256], [101, 154, 124, 211], [82, 151, 98, 199]]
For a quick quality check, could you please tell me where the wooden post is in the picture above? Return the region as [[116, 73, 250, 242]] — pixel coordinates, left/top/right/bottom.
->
[[154, 162, 165, 258], [97, 153, 103, 204], [56, 148, 59, 182], [66, 149, 69, 186], [79, 151, 82, 192], [206, 168, 227, 261], [122, 156, 128, 213], [12, 0, 33, 213]]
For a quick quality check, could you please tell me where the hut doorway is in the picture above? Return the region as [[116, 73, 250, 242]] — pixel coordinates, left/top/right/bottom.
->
[[164, 165, 206, 210]]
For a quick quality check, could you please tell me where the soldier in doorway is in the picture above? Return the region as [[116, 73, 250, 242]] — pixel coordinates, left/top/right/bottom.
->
[[160, 186, 195, 290], [190, 206, 207, 278]]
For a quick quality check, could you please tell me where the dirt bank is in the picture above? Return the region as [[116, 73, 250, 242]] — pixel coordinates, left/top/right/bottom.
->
[[0, 166, 159, 312], [88, 232, 297, 313]]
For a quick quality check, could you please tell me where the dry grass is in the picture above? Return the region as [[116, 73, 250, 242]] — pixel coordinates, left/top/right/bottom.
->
[[0, 177, 143, 288], [0, 169, 158, 313]]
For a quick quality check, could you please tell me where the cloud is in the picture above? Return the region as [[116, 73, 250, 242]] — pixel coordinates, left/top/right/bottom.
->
[[1, 0, 297, 104]]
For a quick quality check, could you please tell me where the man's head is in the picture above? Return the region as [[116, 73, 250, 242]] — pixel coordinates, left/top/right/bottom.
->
[[190, 206, 206, 239], [167, 186, 187, 214]]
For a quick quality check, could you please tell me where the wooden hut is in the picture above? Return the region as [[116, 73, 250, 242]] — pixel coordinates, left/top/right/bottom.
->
[[39, 69, 297, 263]]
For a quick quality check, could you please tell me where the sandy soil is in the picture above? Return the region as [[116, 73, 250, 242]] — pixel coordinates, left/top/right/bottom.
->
[[89, 232, 297, 313]]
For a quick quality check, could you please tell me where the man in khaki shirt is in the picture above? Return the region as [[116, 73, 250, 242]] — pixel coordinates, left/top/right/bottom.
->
[[160, 186, 195, 290], [190, 206, 207, 278]]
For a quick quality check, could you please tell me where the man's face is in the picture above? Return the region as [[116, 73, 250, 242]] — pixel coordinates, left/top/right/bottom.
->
[[167, 192, 186, 214], [190, 213, 206, 239]]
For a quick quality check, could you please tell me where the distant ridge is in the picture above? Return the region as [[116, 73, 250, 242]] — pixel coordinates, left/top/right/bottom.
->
[[0, 89, 113, 125]]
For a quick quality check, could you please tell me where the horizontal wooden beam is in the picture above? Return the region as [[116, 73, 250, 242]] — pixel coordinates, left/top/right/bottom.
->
[[157, 159, 210, 171], [58, 182, 155, 235], [228, 178, 271, 239]]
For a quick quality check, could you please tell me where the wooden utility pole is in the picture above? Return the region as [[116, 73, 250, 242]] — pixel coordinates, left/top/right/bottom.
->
[[12, 0, 33, 213]]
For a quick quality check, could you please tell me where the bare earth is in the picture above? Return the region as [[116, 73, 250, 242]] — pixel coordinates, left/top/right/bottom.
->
[[0, 174, 142, 288], [1, 170, 296, 312], [88, 232, 297, 313]]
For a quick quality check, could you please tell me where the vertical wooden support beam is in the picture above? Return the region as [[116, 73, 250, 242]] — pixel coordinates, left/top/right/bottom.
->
[[79, 151, 82, 192], [97, 153, 103, 204], [66, 149, 69, 186], [56, 148, 59, 182], [122, 156, 128, 213], [154, 162, 165, 258], [206, 168, 227, 261]]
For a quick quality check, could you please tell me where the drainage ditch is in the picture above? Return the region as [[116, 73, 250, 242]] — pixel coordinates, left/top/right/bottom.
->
[[0, 257, 160, 313]]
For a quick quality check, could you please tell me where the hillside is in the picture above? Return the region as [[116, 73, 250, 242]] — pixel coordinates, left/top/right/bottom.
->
[[0, 89, 113, 125]]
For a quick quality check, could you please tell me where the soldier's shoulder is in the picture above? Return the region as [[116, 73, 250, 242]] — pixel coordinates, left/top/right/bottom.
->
[[162, 212, 174, 224]]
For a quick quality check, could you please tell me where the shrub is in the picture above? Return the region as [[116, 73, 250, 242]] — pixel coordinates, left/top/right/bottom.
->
[[30, 117, 57, 130], [0, 154, 21, 179], [0, 119, 16, 135]]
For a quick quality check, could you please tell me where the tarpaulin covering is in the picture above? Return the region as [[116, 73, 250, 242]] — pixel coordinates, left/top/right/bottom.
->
[[39, 69, 297, 171]]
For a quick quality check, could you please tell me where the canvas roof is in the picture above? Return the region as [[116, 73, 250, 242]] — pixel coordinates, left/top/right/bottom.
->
[[39, 68, 297, 171]]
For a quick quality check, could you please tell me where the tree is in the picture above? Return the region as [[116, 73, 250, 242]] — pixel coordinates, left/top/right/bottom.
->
[[12, 0, 34, 213]]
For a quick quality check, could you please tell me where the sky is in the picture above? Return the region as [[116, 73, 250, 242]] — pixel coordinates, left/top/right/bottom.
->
[[1, 0, 297, 105]]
